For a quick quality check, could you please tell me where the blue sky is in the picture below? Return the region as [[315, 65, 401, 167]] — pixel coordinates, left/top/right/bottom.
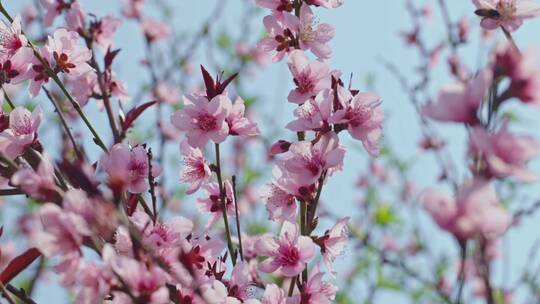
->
[[3, 0, 540, 303]]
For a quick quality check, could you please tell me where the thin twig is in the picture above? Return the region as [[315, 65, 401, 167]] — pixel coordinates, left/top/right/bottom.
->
[[231, 175, 244, 262], [214, 143, 236, 265]]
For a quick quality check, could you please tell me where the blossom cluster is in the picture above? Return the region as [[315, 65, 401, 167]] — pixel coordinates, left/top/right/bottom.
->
[[0, 0, 539, 303]]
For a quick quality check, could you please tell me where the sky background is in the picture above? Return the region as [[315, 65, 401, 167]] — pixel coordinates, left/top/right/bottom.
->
[[3, 0, 540, 303]]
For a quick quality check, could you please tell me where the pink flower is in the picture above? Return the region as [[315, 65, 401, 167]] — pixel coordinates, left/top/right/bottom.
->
[[0, 15, 27, 60], [272, 165, 316, 202], [196, 181, 236, 228], [107, 72, 130, 102], [421, 178, 512, 241], [130, 211, 193, 252], [68, 71, 98, 106], [91, 15, 122, 50], [287, 50, 331, 104], [26, 47, 53, 97], [255, 221, 315, 277], [289, 264, 337, 304], [281, 132, 346, 184], [201, 280, 241, 304], [225, 97, 260, 137], [141, 19, 171, 42], [314, 217, 349, 276], [226, 261, 254, 301], [0, 106, 42, 159], [297, 6, 335, 60], [257, 13, 299, 61], [287, 89, 334, 132], [72, 261, 113, 304], [40, 0, 72, 26], [262, 182, 298, 222], [260, 284, 287, 304], [104, 245, 169, 304], [470, 121, 539, 181], [100, 144, 152, 194], [0, 47, 33, 86], [170, 94, 230, 148], [32, 203, 91, 257], [47, 28, 93, 76], [122, 0, 144, 19], [62, 189, 118, 239], [268, 139, 292, 157], [473, 0, 540, 32], [330, 88, 384, 156], [11, 154, 57, 200], [494, 44, 540, 106], [422, 69, 492, 124], [180, 140, 211, 195], [64, 1, 86, 32]]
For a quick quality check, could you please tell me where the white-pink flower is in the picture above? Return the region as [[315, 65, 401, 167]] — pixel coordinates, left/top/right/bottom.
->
[[281, 131, 346, 184], [257, 13, 299, 62], [196, 181, 236, 228], [255, 221, 315, 277], [296, 6, 335, 60], [473, 0, 540, 32], [91, 15, 122, 50], [470, 121, 539, 182], [11, 153, 57, 200], [287, 89, 334, 132], [47, 28, 93, 76], [103, 245, 169, 304], [330, 87, 384, 156], [0, 47, 33, 85], [40, 0, 72, 26], [130, 211, 193, 252], [287, 50, 331, 104], [100, 144, 152, 194], [141, 19, 171, 42], [289, 264, 337, 304], [422, 69, 492, 124], [260, 284, 287, 304], [180, 140, 211, 195], [421, 178, 512, 241], [225, 97, 260, 137], [171, 94, 230, 148], [262, 182, 298, 223], [0, 15, 27, 60], [315, 217, 349, 276], [0, 106, 42, 159], [32, 203, 91, 257]]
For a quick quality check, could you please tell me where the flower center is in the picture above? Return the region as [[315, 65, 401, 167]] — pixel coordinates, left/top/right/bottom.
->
[[0, 60, 19, 85], [278, 245, 300, 266], [299, 23, 316, 43], [295, 72, 315, 94], [304, 156, 324, 176], [496, 0, 517, 20], [53, 51, 76, 73], [197, 112, 218, 131]]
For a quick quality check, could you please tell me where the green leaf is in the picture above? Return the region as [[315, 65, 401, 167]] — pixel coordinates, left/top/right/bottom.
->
[[373, 204, 399, 226]]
